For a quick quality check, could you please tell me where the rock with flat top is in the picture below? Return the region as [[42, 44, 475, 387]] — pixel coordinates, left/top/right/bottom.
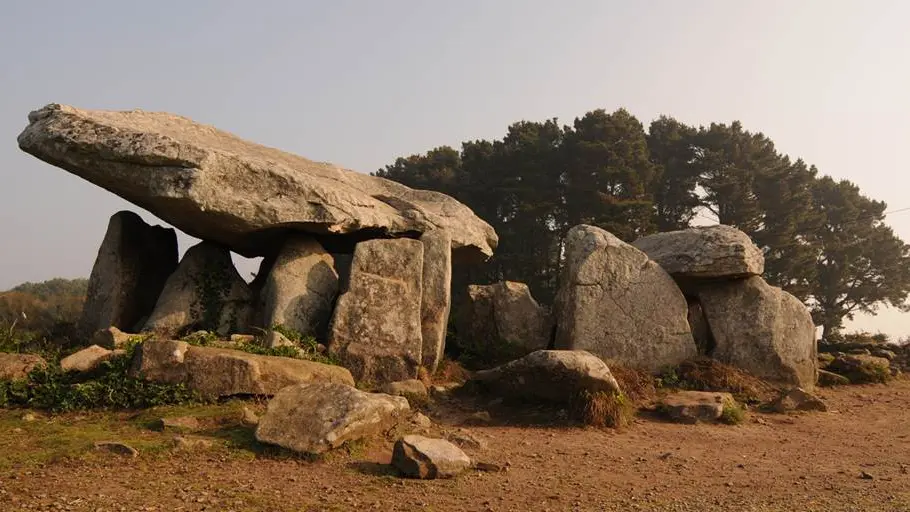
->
[[255, 382, 410, 455], [60, 345, 117, 373], [632, 225, 764, 279], [131, 339, 353, 398], [554, 225, 696, 372], [659, 391, 736, 424], [393, 435, 472, 479], [90, 326, 138, 350], [770, 387, 827, 413], [17, 103, 497, 261]]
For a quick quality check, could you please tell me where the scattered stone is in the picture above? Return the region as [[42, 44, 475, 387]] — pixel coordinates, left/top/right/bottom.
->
[[465, 411, 492, 425], [132, 339, 354, 398], [229, 334, 255, 344], [771, 387, 827, 413], [241, 407, 260, 427], [817, 353, 836, 369], [262, 330, 297, 349], [827, 354, 891, 384], [328, 239, 424, 384], [817, 369, 850, 387], [872, 349, 897, 361], [259, 236, 339, 339], [474, 462, 506, 473], [392, 435, 472, 479], [171, 436, 214, 450], [411, 412, 433, 430], [21, 413, 38, 422], [698, 276, 817, 389], [0, 353, 46, 382], [90, 326, 140, 350], [94, 441, 138, 458], [860, 471, 874, 480], [444, 429, 488, 451], [472, 350, 621, 404], [659, 391, 736, 424], [848, 348, 872, 356], [156, 416, 201, 433], [632, 225, 764, 280], [18, 103, 497, 260], [255, 382, 410, 455], [456, 281, 552, 364], [553, 225, 696, 372], [419, 230, 452, 372], [60, 345, 116, 373], [143, 241, 254, 337], [382, 379, 429, 401], [78, 210, 178, 336]]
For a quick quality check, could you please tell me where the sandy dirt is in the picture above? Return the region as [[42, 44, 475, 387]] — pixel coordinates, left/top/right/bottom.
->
[[2, 380, 910, 512]]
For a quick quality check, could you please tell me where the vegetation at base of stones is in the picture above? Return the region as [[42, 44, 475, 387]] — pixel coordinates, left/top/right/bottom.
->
[[719, 402, 746, 425], [375, 110, 910, 339], [0, 341, 200, 412], [656, 358, 777, 405], [570, 391, 633, 428], [266, 325, 340, 366]]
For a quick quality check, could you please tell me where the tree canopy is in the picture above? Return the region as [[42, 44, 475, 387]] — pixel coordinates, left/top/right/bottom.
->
[[374, 109, 910, 339]]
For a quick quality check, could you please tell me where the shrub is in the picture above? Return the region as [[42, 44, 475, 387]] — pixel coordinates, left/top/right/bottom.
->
[[0, 343, 200, 412], [720, 402, 746, 425], [571, 391, 633, 428]]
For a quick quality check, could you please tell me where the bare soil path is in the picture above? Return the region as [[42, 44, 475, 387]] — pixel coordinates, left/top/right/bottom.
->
[[2, 380, 910, 512]]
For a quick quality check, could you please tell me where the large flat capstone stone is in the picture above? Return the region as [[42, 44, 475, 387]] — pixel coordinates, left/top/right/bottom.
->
[[17, 104, 497, 261]]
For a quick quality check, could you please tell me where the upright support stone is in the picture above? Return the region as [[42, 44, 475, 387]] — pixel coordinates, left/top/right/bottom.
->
[[143, 241, 253, 337], [78, 211, 177, 336], [420, 230, 452, 373], [328, 239, 424, 384], [553, 225, 696, 372], [259, 236, 339, 338]]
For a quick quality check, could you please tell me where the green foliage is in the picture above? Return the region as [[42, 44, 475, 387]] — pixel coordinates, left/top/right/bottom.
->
[[720, 402, 746, 425], [266, 325, 340, 366], [180, 330, 219, 346], [0, 344, 200, 412]]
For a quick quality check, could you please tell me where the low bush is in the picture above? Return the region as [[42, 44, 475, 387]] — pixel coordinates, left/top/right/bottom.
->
[[720, 402, 746, 425], [571, 390, 633, 428]]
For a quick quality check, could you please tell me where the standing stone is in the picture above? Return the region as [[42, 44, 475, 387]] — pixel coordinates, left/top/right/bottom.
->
[[143, 242, 253, 337], [328, 239, 424, 384], [259, 236, 338, 338], [78, 211, 177, 336], [420, 230, 452, 372], [698, 276, 817, 389], [455, 281, 551, 365], [553, 225, 696, 372], [632, 225, 764, 279]]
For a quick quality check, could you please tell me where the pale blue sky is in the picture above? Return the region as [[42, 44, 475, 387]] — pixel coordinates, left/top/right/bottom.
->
[[1, 1, 908, 337]]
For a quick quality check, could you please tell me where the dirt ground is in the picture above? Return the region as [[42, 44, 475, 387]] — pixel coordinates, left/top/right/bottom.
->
[[2, 379, 910, 512]]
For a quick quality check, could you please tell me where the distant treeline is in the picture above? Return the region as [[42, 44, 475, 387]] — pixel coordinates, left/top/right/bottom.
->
[[0, 278, 87, 338], [375, 109, 910, 340]]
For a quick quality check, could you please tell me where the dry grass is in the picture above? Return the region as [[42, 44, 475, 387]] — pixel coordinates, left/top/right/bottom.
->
[[433, 358, 472, 384], [673, 357, 778, 404], [571, 391, 633, 429], [609, 364, 657, 404]]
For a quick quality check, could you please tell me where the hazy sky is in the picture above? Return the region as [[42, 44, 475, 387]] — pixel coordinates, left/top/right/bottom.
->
[[1, 1, 908, 337]]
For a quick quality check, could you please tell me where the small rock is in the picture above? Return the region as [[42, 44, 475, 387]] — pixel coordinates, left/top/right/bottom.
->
[[171, 436, 214, 450], [381, 379, 429, 400], [60, 345, 117, 373], [658, 391, 736, 424], [89, 326, 138, 350], [21, 413, 38, 422], [860, 471, 874, 480], [156, 416, 200, 432], [770, 387, 827, 413], [474, 462, 506, 472], [411, 412, 433, 430], [817, 369, 850, 387], [392, 435, 472, 479], [465, 411, 492, 425], [263, 331, 296, 349], [444, 429, 487, 451], [241, 407, 260, 427], [230, 334, 256, 344], [94, 441, 138, 458]]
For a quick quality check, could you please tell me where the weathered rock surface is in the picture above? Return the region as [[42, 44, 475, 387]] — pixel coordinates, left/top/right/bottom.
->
[[381, 379, 429, 401], [827, 354, 891, 384], [78, 211, 177, 336], [771, 387, 827, 413], [817, 352, 836, 369], [817, 369, 850, 387], [60, 345, 117, 373], [18, 104, 497, 261], [456, 281, 551, 364], [94, 441, 138, 458], [632, 224, 764, 279], [698, 276, 817, 389], [393, 435, 472, 479], [659, 391, 736, 424], [553, 225, 696, 372], [255, 382, 410, 455], [259, 236, 338, 338], [132, 339, 354, 398], [328, 239, 424, 384], [420, 230, 452, 372], [0, 353, 46, 381], [472, 350, 621, 403], [90, 326, 137, 350], [156, 416, 201, 432], [143, 241, 254, 336]]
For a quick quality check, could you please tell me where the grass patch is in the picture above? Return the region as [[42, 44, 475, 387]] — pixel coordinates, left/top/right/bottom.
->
[[720, 402, 746, 425], [609, 364, 657, 404], [658, 358, 778, 405], [571, 391, 633, 428]]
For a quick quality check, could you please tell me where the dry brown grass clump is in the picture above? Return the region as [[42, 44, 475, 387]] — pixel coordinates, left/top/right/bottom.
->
[[571, 391, 634, 429], [433, 358, 472, 384], [608, 364, 658, 404], [672, 357, 778, 404]]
